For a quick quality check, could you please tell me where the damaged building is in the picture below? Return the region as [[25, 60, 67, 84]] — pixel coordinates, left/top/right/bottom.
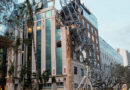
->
[[6, 0, 100, 90]]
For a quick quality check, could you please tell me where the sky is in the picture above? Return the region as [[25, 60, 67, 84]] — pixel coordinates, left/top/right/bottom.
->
[[85, 0, 130, 52], [0, 0, 130, 51]]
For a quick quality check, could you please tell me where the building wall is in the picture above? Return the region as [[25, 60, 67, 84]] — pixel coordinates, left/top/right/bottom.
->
[[99, 37, 123, 65], [9, 0, 101, 90], [71, 60, 87, 89], [116, 49, 130, 67], [79, 5, 100, 64]]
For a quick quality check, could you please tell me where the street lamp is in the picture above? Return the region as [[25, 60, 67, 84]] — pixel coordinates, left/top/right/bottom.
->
[[28, 28, 32, 33], [21, 50, 24, 54]]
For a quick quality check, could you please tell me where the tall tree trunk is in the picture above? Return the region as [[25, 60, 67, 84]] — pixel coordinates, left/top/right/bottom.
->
[[14, 52, 18, 90], [32, 28, 39, 90], [25, 0, 39, 89], [1, 48, 7, 90]]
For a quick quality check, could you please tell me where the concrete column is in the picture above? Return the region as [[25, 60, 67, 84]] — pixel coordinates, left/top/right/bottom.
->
[[61, 27, 67, 75], [41, 18, 46, 73], [51, 16, 56, 76], [66, 28, 73, 90], [52, 83, 57, 90], [64, 79, 67, 90]]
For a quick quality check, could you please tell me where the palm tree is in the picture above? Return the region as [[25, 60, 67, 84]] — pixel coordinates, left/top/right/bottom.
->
[[0, 0, 44, 89]]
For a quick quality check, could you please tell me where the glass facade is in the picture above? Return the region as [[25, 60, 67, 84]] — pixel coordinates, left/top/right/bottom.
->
[[36, 21, 42, 73], [46, 19, 52, 75], [48, 1, 54, 7], [99, 37, 123, 64], [36, 13, 42, 20], [45, 10, 52, 18], [56, 29, 62, 75], [80, 5, 98, 29], [55, 0, 62, 10]]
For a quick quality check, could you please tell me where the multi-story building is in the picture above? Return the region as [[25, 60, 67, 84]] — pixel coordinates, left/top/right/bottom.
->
[[7, 0, 100, 90], [99, 37, 123, 89], [116, 49, 130, 67], [100, 37, 123, 66]]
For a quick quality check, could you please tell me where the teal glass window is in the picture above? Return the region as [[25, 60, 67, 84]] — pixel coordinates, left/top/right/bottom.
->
[[37, 21, 41, 26], [37, 21, 41, 30], [45, 10, 52, 18], [33, 16, 36, 21], [46, 19, 52, 75], [36, 13, 42, 20], [36, 21, 41, 73], [48, 1, 53, 7], [36, 30, 41, 73], [56, 29, 62, 75]]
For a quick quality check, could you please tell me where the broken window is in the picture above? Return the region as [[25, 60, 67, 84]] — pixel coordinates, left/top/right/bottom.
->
[[74, 66, 77, 75], [80, 68, 84, 76]]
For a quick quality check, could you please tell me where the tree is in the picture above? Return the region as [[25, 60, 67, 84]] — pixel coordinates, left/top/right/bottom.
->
[[0, 0, 42, 89], [0, 0, 15, 24], [0, 32, 13, 90], [91, 63, 130, 90]]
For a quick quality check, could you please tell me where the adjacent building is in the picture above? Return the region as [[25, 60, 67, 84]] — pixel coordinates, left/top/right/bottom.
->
[[116, 49, 130, 67], [99, 37, 123, 90], [99, 37, 123, 66]]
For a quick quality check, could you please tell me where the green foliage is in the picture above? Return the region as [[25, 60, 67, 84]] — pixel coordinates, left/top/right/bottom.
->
[[16, 38, 21, 46], [42, 70, 49, 83], [23, 38, 32, 45], [0, 0, 15, 24], [20, 63, 27, 81], [26, 0, 34, 28], [52, 76, 56, 83], [8, 60, 14, 77]]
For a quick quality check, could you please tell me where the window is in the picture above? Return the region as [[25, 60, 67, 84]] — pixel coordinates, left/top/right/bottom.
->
[[80, 68, 84, 76], [36, 21, 41, 73], [88, 32, 91, 38], [48, 1, 53, 7], [96, 39, 98, 44], [56, 29, 62, 75], [37, 21, 41, 26], [57, 82, 64, 88], [46, 19, 52, 75], [87, 23, 89, 29], [92, 36, 94, 42], [74, 66, 77, 75], [36, 13, 42, 20], [33, 16, 36, 21], [97, 55, 99, 60], [91, 27, 93, 33], [82, 19, 84, 25], [46, 10, 52, 18], [95, 30, 97, 36], [37, 21, 41, 30], [73, 52, 77, 60], [80, 55, 83, 62]]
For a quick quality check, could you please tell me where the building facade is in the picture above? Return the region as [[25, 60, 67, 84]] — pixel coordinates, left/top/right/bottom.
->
[[99, 37, 123, 89], [116, 49, 130, 67], [7, 0, 100, 90], [100, 37, 123, 66]]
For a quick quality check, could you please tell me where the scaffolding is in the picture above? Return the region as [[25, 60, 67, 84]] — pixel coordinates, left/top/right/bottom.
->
[[58, 0, 95, 62]]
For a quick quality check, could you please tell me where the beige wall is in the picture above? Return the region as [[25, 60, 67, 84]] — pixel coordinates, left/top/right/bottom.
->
[[117, 49, 128, 66]]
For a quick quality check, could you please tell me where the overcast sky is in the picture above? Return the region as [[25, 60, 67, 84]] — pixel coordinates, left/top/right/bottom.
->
[[1, 0, 130, 51], [86, 0, 130, 51]]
